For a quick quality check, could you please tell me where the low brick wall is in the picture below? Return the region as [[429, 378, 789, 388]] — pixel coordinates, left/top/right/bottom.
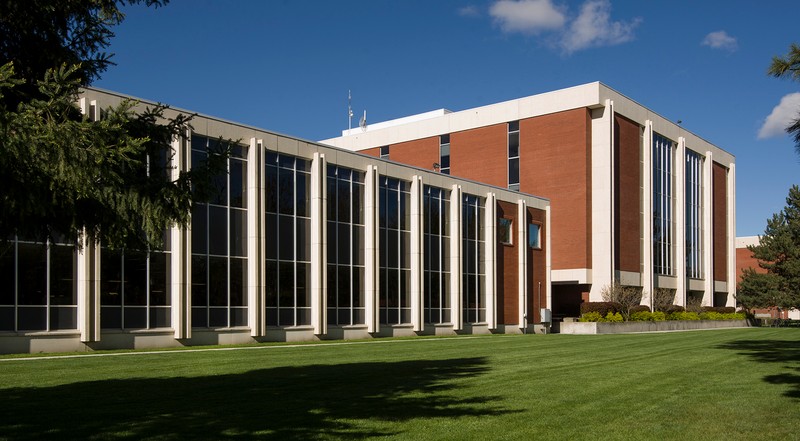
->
[[559, 320, 749, 335]]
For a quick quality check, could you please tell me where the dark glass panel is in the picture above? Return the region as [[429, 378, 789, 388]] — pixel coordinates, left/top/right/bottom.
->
[[231, 143, 247, 159], [265, 260, 278, 307], [296, 172, 309, 218], [210, 166, 228, 206], [209, 307, 228, 328], [296, 158, 311, 172], [265, 165, 278, 214], [192, 307, 208, 328], [337, 309, 351, 326], [278, 168, 294, 215], [379, 186, 388, 228], [266, 214, 277, 259], [278, 154, 295, 169], [124, 250, 147, 306], [337, 224, 350, 265], [230, 307, 247, 327], [230, 159, 246, 208], [150, 306, 170, 328], [50, 306, 77, 330], [400, 270, 410, 308], [230, 258, 246, 307], [327, 264, 337, 306], [149, 252, 169, 306], [124, 307, 147, 329], [296, 218, 310, 262], [0, 242, 13, 305], [400, 191, 410, 231], [337, 179, 351, 223], [266, 308, 278, 326], [326, 178, 337, 220], [191, 135, 208, 152], [353, 308, 365, 325], [387, 230, 398, 268], [208, 206, 228, 256], [101, 306, 121, 329], [352, 267, 363, 308], [279, 308, 294, 326], [509, 132, 520, 157], [387, 189, 399, 230], [379, 229, 387, 267], [387, 308, 398, 325], [192, 204, 207, 254], [386, 270, 398, 307], [100, 249, 123, 306], [230, 208, 247, 257], [279, 262, 294, 308], [18, 307, 46, 330], [208, 257, 228, 306], [509, 158, 520, 185], [279, 215, 294, 261], [296, 263, 310, 307], [440, 134, 450, 144], [337, 266, 351, 307], [353, 226, 365, 265], [191, 255, 207, 307], [400, 232, 410, 269], [351, 183, 363, 225], [327, 222, 336, 263], [296, 307, 310, 326], [49, 245, 75, 306], [508, 120, 519, 132]]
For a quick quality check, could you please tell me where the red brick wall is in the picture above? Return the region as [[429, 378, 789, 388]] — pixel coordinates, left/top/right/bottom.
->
[[528, 206, 547, 323], [450, 124, 508, 187], [497, 201, 519, 325], [519, 109, 592, 271], [736, 245, 764, 282], [361, 147, 380, 157], [713, 163, 728, 282], [614, 114, 641, 273], [388, 137, 440, 171]]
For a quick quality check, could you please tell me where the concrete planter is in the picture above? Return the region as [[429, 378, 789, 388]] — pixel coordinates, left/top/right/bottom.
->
[[559, 319, 749, 335]]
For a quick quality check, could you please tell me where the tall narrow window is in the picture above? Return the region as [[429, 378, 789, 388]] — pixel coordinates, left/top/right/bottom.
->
[[462, 194, 485, 324], [508, 121, 520, 191], [686, 150, 704, 278], [264, 151, 311, 327], [652, 133, 674, 276], [379, 177, 411, 325], [439, 135, 450, 175], [190, 134, 248, 328], [380, 145, 390, 159], [327, 165, 365, 326], [423, 185, 450, 324]]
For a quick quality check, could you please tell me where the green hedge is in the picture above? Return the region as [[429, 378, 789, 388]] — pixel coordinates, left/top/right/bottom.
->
[[579, 310, 745, 322], [580, 302, 623, 316]]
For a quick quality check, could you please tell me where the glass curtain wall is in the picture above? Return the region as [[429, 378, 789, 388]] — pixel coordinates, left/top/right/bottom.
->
[[326, 165, 365, 325], [191, 135, 248, 328], [653, 133, 674, 276], [0, 236, 76, 331], [462, 194, 485, 323], [685, 150, 704, 279], [264, 152, 311, 326], [423, 186, 450, 324], [379, 177, 411, 325]]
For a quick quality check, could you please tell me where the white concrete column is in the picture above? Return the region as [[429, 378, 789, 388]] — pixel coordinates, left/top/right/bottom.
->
[[518, 200, 528, 329], [410, 176, 424, 332], [702, 151, 714, 307], [641, 121, 654, 308], [484, 192, 497, 330], [545, 205, 552, 312], [310, 152, 327, 335], [247, 138, 264, 337], [76, 232, 100, 342], [364, 166, 380, 333], [171, 134, 191, 339], [590, 100, 615, 300], [449, 185, 463, 330], [675, 138, 687, 306], [726, 163, 736, 307]]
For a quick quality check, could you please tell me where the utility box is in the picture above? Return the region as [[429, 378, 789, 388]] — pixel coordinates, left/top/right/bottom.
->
[[540, 308, 552, 323]]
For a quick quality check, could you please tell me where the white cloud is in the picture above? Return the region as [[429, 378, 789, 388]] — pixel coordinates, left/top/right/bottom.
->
[[702, 31, 738, 52], [489, 0, 566, 35], [560, 0, 641, 54], [458, 5, 481, 17], [758, 93, 800, 139]]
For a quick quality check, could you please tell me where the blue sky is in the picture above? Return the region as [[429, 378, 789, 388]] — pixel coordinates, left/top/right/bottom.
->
[[95, 0, 799, 237]]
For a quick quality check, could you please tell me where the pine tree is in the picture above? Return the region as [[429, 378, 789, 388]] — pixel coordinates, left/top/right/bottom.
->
[[768, 43, 800, 157]]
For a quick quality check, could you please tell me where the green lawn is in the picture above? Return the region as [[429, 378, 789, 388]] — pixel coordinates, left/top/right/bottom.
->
[[1, 328, 799, 440]]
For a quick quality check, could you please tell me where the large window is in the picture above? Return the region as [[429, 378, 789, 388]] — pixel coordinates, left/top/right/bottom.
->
[[439, 135, 450, 175], [191, 135, 248, 328], [462, 194, 485, 323], [685, 150, 703, 278], [101, 247, 171, 329], [0, 237, 76, 332], [265, 152, 311, 327], [508, 121, 520, 191], [424, 186, 450, 324], [653, 133, 674, 276], [327, 165, 365, 325], [379, 177, 411, 325]]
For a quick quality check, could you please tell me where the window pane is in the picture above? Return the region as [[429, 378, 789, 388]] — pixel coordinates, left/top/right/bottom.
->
[[508, 132, 519, 157], [49, 245, 75, 306], [191, 256, 207, 306], [124, 250, 147, 306], [230, 208, 247, 257], [230, 159, 246, 208], [230, 258, 246, 307], [208, 206, 228, 256], [192, 204, 207, 254], [528, 224, 541, 248], [296, 172, 309, 217], [149, 252, 169, 306], [509, 158, 520, 185], [208, 257, 228, 306], [0, 242, 13, 305], [101, 249, 123, 306]]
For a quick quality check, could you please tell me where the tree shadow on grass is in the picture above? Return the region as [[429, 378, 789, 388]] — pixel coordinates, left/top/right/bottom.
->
[[0, 356, 515, 440], [717, 337, 800, 400]]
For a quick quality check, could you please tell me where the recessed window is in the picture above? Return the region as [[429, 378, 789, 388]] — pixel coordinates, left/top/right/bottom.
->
[[508, 121, 520, 190], [498, 218, 513, 245], [439, 135, 450, 175], [528, 223, 541, 249], [380, 145, 390, 159]]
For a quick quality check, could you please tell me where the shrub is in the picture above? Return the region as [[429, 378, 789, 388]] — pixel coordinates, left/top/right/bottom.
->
[[580, 302, 622, 317], [630, 311, 653, 321], [663, 305, 685, 314], [701, 306, 736, 314], [604, 312, 624, 322], [651, 311, 666, 321], [630, 305, 651, 314], [579, 312, 603, 322], [601, 282, 642, 319], [667, 311, 700, 321], [721, 312, 746, 320], [653, 288, 676, 312], [699, 311, 723, 320]]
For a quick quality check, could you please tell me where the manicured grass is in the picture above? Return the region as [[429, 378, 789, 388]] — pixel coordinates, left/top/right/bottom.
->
[[1, 328, 799, 440]]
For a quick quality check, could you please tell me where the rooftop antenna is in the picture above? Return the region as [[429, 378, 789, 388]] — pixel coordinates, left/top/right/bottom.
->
[[359, 109, 367, 132], [348, 90, 354, 131]]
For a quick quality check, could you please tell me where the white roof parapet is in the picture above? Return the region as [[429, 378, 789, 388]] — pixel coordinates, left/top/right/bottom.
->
[[735, 236, 760, 248], [342, 108, 452, 136]]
